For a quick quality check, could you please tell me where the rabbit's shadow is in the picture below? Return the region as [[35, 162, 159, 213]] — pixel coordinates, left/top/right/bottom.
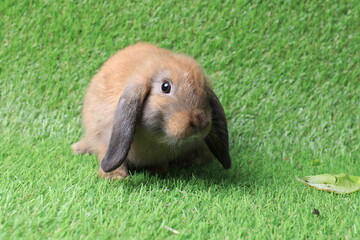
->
[[119, 154, 270, 194]]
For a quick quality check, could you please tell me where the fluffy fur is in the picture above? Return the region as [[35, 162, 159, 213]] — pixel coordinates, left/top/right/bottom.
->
[[72, 42, 231, 179]]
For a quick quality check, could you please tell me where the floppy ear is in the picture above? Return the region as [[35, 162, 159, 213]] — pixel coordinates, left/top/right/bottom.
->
[[205, 88, 231, 169], [101, 84, 149, 172]]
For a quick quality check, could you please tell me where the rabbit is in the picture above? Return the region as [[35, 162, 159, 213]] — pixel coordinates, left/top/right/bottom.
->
[[72, 42, 231, 179]]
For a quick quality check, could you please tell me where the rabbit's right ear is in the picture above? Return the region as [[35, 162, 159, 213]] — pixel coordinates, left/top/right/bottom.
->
[[101, 84, 149, 172]]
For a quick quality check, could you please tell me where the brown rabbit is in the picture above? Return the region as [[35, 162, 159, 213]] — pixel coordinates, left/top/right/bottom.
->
[[72, 43, 231, 179]]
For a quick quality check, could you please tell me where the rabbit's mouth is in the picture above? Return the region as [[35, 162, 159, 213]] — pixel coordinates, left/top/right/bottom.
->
[[160, 120, 212, 147]]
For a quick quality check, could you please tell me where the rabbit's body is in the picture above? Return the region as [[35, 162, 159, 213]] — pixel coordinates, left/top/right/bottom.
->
[[72, 43, 230, 179]]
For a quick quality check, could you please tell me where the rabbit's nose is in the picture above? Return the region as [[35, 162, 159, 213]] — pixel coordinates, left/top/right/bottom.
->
[[190, 109, 210, 130]]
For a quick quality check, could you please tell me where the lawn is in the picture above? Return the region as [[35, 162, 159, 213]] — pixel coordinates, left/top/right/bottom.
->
[[1, 0, 359, 239]]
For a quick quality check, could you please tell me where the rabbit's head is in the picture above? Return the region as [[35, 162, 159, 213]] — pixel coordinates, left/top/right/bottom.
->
[[101, 52, 231, 172]]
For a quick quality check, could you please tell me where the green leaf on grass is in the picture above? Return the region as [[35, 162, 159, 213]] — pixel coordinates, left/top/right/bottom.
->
[[296, 174, 360, 194]]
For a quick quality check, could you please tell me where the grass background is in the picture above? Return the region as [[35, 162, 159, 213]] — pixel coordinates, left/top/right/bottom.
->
[[1, 0, 359, 239]]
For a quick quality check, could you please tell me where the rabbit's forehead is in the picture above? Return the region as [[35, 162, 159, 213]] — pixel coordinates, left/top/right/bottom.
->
[[171, 67, 206, 88]]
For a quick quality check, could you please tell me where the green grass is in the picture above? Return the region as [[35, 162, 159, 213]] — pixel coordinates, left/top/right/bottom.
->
[[1, 0, 360, 239]]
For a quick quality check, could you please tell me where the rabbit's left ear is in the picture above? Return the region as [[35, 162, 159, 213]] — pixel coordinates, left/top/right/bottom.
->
[[205, 88, 231, 169], [101, 84, 149, 172]]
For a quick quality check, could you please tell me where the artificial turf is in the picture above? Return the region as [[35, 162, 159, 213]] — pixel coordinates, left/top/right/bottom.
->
[[1, 0, 359, 239]]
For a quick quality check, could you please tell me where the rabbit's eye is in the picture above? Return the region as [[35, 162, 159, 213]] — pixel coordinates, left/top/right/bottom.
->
[[161, 81, 171, 94]]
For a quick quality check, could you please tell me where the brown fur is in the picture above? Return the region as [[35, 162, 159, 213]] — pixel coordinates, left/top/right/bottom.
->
[[72, 42, 230, 179]]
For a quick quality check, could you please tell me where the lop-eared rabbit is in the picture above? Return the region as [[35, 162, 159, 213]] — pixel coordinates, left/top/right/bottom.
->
[[72, 43, 231, 179]]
